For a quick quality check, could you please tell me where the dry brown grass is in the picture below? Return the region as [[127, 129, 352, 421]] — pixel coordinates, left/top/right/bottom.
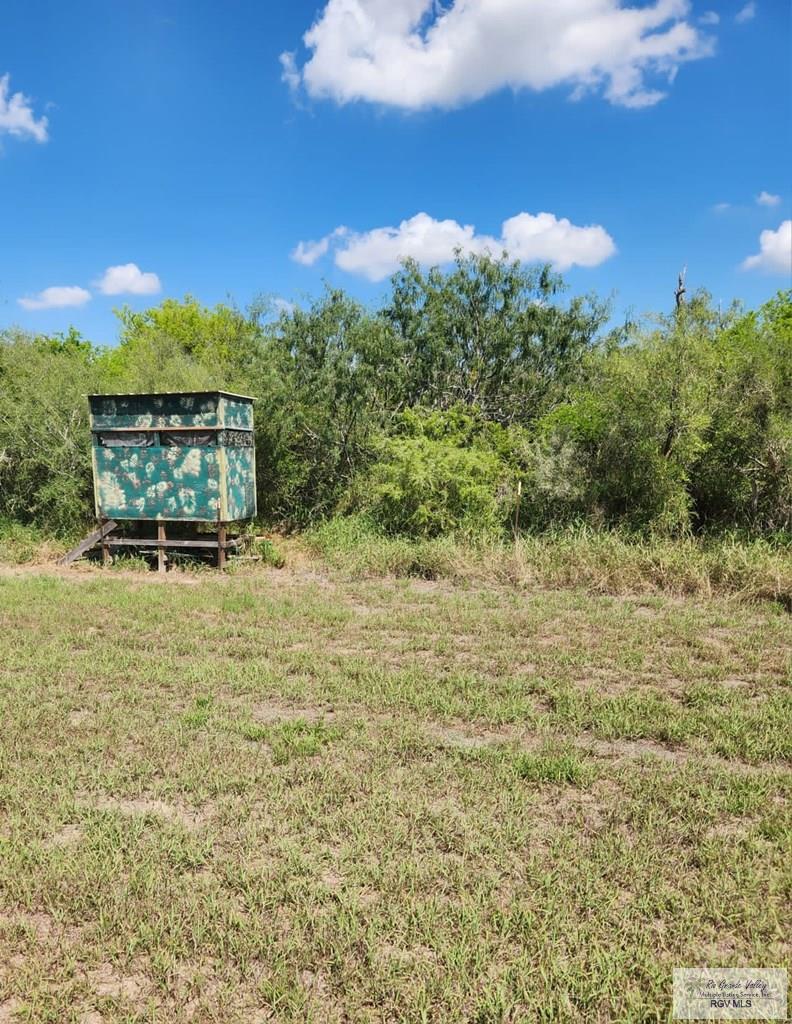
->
[[307, 519, 792, 606]]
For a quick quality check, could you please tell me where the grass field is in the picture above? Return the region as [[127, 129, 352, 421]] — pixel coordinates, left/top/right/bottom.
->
[[0, 559, 790, 1022]]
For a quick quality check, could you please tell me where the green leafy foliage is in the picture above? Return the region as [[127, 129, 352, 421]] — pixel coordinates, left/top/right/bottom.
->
[[0, 258, 789, 542], [385, 252, 611, 422], [252, 536, 286, 567], [348, 406, 522, 538], [251, 288, 393, 525], [529, 292, 792, 534], [103, 296, 260, 391], [0, 329, 99, 532]]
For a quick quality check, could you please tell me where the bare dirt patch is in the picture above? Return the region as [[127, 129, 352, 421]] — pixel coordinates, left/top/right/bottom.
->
[[47, 824, 86, 847], [573, 669, 634, 698], [85, 963, 151, 1001], [421, 721, 729, 771], [0, 998, 23, 1023], [247, 699, 338, 725], [581, 736, 687, 764], [288, 629, 501, 672], [374, 942, 439, 967], [719, 676, 752, 691], [705, 626, 736, 651], [554, 779, 623, 831], [79, 794, 206, 830], [705, 818, 760, 841], [0, 909, 83, 949], [320, 868, 344, 891], [299, 968, 345, 1022], [423, 721, 524, 751], [0, 910, 56, 943], [533, 633, 569, 649]]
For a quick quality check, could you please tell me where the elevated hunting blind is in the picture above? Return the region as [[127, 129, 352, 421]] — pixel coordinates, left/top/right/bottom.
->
[[63, 391, 256, 569], [90, 391, 256, 522]]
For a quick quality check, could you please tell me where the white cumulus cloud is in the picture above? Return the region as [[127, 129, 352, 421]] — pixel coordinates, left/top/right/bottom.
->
[[293, 211, 617, 281], [735, 2, 756, 22], [292, 238, 330, 266], [283, 0, 715, 111], [280, 52, 302, 94], [95, 263, 161, 296], [699, 11, 720, 25], [741, 220, 792, 274], [756, 190, 781, 207], [18, 286, 91, 311], [0, 73, 48, 142], [291, 227, 349, 266]]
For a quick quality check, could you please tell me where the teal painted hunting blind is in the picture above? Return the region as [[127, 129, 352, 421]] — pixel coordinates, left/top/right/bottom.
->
[[60, 391, 260, 570], [89, 391, 256, 523]]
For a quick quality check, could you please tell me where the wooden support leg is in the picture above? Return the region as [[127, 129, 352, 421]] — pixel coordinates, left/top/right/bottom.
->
[[218, 524, 227, 570], [101, 519, 111, 567], [158, 522, 167, 574]]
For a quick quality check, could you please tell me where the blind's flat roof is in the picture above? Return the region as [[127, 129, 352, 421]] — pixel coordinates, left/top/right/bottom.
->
[[88, 390, 255, 401]]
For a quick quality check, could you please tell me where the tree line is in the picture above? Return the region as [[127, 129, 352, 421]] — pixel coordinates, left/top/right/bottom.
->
[[1, 253, 790, 538]]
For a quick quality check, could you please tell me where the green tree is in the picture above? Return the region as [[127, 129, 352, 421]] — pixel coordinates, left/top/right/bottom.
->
[[253, 289, 398, 524], [385, 252, 611, 423], [689, 291, 792, 531], [529, 291, 792, 534], [98, 296, 262, 392], [0, 329, 101, 532]]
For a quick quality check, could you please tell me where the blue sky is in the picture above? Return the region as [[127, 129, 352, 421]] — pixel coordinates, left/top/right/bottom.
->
[[1, 0, 790, 345]]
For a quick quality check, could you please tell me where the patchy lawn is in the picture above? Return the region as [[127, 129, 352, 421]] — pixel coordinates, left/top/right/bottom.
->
[[0, 565, 789, 1022]]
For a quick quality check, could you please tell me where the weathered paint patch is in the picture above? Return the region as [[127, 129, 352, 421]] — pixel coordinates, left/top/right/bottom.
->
[[90, 393, 220, 430], [219, 396, 254, 430], [94, 447, 221, 521], [225, 447, 257, 521]]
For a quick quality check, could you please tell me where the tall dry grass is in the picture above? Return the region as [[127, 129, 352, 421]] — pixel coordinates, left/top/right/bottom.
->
[[2, 514, 789, 607], [307, 517, 792, 606]]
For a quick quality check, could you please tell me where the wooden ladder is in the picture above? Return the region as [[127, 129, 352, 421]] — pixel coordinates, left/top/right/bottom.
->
[[58, 520, 118, 565]]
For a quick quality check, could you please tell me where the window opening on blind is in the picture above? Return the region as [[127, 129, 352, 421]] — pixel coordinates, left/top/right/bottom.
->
[[160, 431, 216, 447], [96, 431, 155, 448]]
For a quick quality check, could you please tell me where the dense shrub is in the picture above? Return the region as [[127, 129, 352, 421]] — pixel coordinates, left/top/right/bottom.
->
[[0, 258, 789, 542], [355, 434, 508, 538], [0, 331, 99, 532], [347, 406, 523, 538], [250, 289, 392, 525], [527, 294, 792, 534]]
